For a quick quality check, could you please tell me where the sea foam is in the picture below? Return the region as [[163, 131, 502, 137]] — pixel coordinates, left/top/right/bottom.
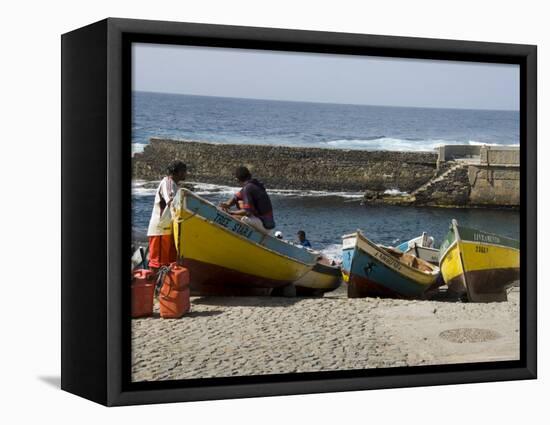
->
[[132, 180, 365, 199], [321, 137, 518, 152], [320, 243, 343, 262], [132, 143, 148, 156]]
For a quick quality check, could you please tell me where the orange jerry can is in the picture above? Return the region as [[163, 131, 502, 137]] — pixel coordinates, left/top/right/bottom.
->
[[159, 263, 191, 318], [131, 269, 155, 318]]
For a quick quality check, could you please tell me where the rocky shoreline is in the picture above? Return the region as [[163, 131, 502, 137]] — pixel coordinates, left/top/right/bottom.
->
[[132, 138, 519, 208]]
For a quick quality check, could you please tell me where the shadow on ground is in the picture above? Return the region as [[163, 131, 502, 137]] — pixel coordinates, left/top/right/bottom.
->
[[38, 376, 61, 389], [140, 309, 225, 319], [191, 296, 308, 307], [184, 309, 224, 317]]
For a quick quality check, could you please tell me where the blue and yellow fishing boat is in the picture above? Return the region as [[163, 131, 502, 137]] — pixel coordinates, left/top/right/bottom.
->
[[342, 231, 440, 299], [395, 232, 439, 265], [172, 189, 319, 295], [439, 219, 520, 302]]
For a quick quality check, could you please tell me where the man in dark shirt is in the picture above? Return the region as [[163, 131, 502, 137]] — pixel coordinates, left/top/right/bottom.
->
[[297, 230, 312, 248], [220, 166, 276, 234]]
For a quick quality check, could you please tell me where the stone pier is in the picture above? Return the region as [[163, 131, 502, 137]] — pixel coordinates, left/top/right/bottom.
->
[[132, 139, 519, 208], [133, 138, 437, 193]]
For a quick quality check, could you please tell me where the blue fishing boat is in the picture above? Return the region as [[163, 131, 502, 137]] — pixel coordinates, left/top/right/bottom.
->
[[342, 231, 440, 299], [394, 232, 439, 265]]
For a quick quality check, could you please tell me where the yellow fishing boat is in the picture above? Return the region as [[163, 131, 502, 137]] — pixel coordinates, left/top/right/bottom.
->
[[172, 189, 319, 295], [439, 219, 520, 302]]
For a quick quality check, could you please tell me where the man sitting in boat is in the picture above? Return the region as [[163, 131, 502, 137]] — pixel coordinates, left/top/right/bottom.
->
[[297, 230, 312, 248], [147, 160, 187, 270], [219, 166, 275, 234]]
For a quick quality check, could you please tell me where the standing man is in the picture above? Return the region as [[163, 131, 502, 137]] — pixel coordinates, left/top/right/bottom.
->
[[147, 160, 187, 269], [220, 166, 275, 234]]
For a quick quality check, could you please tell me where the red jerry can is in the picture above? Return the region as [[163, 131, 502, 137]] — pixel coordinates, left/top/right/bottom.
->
[[131, 269, 155, 318], [159, 263, 191, 318]]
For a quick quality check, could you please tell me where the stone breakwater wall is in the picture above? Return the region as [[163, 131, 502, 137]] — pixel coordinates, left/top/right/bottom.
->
[[132, 139, 519, 207], [133, 138, 438, 192]]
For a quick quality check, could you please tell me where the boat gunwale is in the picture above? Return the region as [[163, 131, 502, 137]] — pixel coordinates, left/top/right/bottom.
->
[[406, 245, 439, 255], [450, 219, 520, 248], [176, 188, 319, 268]]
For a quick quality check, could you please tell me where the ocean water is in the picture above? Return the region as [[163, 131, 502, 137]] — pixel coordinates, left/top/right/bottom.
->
[[132, 182, 520, 260], [132, 91, 519, 154], [131, 91, 520, 258]]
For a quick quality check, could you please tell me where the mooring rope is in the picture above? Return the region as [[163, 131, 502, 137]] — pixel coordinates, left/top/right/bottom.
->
[[155, 265, 173, 298]]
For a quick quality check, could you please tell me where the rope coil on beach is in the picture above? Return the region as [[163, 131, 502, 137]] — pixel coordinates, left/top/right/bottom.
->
[[156, 265, 174, 299]]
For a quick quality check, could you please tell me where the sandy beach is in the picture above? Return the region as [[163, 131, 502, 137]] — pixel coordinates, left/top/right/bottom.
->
[[131, 286, 519, 382]]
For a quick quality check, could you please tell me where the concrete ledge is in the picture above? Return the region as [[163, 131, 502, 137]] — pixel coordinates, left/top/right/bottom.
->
[[480, 146, 520, 166], [437, 145, 481, 163]]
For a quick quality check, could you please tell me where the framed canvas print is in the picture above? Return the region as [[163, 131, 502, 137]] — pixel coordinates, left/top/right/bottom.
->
[[61, 18, 537, 406]]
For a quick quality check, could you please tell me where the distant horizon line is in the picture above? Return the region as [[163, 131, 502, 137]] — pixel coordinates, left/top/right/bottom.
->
[[132, 89, 520, 113]]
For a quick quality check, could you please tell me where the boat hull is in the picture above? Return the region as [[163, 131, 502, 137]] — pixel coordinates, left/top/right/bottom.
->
[[343, 232, 439, 299], [446, 267, 520, 302], [294, 261, 342, 295], [182, 258, 284, 295], [173, 189, 318, 295], [439, 220, 520, 302]]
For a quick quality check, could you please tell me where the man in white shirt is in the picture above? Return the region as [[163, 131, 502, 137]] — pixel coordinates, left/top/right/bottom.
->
[[147, 161, 187, 269]]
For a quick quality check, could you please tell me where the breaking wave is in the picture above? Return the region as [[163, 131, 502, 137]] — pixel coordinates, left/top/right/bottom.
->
[[319, 243, 343, 262], [267, 188, 364, 199], [132, 180, 157, 196], [132, 143, 148, 156], [320, 137, 517, 152], [467, 141, 519, 147], [383, 189, 409, 196], [132, 180, 364, 199]]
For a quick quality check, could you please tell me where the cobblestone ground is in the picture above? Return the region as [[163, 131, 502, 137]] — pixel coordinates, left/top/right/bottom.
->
[[131, 287, 519, 382]]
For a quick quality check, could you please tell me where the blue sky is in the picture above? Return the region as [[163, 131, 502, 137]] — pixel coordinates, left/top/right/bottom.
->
[[133, 43, 519, 111]]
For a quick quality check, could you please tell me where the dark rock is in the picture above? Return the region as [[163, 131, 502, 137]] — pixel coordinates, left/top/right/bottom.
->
[[363, 190, 381, 200]]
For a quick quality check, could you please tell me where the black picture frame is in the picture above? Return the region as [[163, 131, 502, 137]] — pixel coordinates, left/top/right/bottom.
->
[[61, 17, 537, 406]]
